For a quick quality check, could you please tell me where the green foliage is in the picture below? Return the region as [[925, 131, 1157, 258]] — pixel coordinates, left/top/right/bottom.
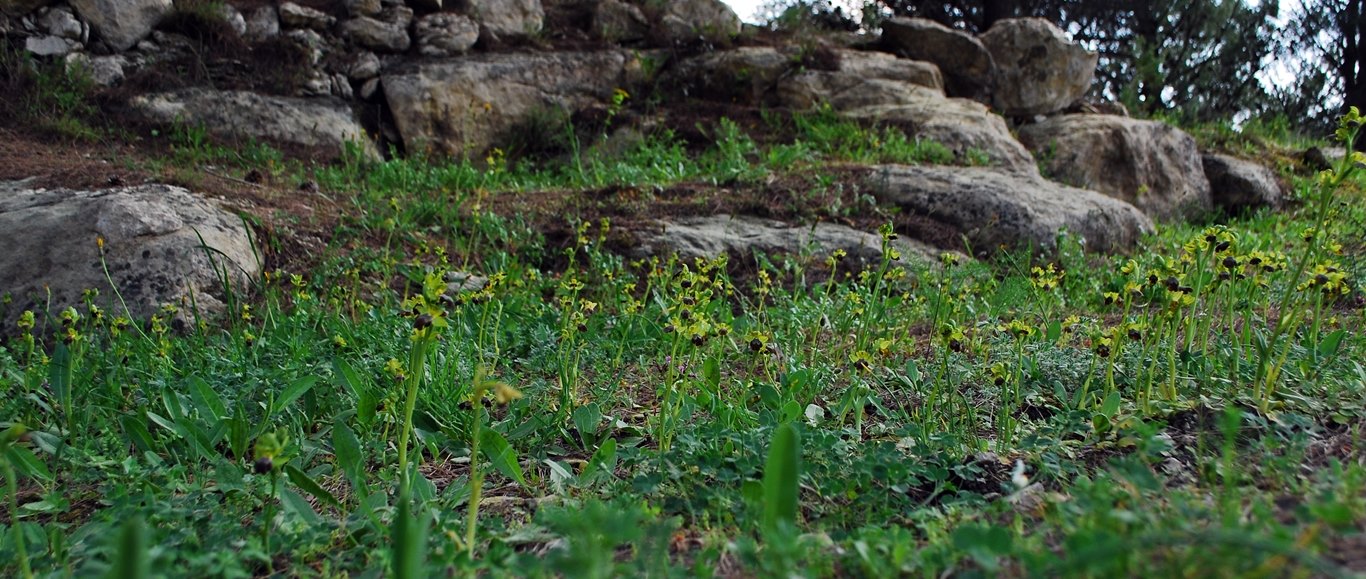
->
[[0, 104, 1363, 577]]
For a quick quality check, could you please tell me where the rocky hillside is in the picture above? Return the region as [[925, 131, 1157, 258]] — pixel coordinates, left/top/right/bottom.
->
[[1, 0, 1288, 331]]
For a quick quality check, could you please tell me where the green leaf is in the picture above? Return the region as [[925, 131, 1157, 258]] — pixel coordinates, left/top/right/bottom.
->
[[272, 375, 318, 417], [481, 429, 525, 487], [703, 356, 721, 390], [227, 405, 250, 461], [581, 438, 617, 481], [1045, 320, 1062, 342], [1101, 391, 1122, 417], [48, 344, 71, 407], [186, 376, 227, 422], [286, 464, 342, 511], [761, 423, 801, 537], [333, 419, 364, 488], [119, 414, 158, 454], [571, 403, 602, 447], [5, 446, 51, 482], [332, 357, 366, 399], [1318, 329, 1347, 358], [106, 515, 149, 579], [278, 487, 322, 526]]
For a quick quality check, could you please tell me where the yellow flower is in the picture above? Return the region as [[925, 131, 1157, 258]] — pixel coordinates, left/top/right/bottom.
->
[[493, 382, 523, 404]]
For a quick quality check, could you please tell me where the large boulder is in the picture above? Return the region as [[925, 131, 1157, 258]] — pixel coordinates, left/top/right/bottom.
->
[[414, 12, 479, 56], [129, 89, 378, 161], [1202, 153, 1283, 212], [278, 1, 335, 31], [868, 165, 1153, 254], [466, 0, 543, 40], [881, 17, 994, 101], [664, 46, 794, 103], [382, 51, 645, 158], [338, 15, 411, 52], [840, 88, 1038, 174], [1018, 114, 1212, 220], [980, 18, 1097, 117], [0, 182, 260, 338], [656, 0, 741, 44], [635, 214, 942, 266], [775, 49, 944, 107], [68, 0, 171, 52]]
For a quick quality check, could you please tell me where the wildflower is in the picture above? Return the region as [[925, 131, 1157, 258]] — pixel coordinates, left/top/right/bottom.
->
[[16, 310, 35, 332], [385, 358, 406, 382], [493, 382, 523, 404], [850, 350, 875, 372]]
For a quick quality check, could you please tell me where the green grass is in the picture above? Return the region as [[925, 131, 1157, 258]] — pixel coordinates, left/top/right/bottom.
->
[[1, 107, 1365, 577]]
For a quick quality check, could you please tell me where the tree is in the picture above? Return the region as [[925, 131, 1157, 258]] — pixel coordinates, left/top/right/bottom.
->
[[847, 0, 1280, 122], [1269, 0, 1366, 136]]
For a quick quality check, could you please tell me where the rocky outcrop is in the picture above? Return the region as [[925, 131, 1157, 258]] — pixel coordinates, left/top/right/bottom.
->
[[68, 0, 170, 52], [339, 14, 411, 53], [657, 0, 741, 44], [467, 0, 544, 40], [869, 165, 1153, 254], [980, 18, 1097, 117], [414, 12, 479, 57], [665, 46, 793, 103], [841, 87, 1037, 175], [881, 17, 994, 101], [0, 182, 260, 338], [278, 2, 334, 31], [592, 0, 649, 43], [1202, 153, 1283, 212], [130, 89, 378, 161], [635, 214, 942, 266], [382, 51, 645, 158], [667, 46, 1029, 173], [1018, 115, 1212, 220], [776, 49, 944, 107]]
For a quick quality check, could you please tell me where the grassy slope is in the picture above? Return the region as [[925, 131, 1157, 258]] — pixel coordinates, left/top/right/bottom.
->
[[1, 63, 1365, 577]]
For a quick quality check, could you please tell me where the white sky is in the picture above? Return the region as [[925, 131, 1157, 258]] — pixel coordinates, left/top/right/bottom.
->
[[723, 0, 767, 23]]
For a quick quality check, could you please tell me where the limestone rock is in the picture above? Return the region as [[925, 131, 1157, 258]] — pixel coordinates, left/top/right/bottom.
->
[[244, 5, 280, 41], [25, 35, 80, 56], [657, 0, 741, 44], [346, 50, 382, 81], [130, 89, 378, 161], [382, 51, 643, 158], [467, 0, 543, 39], [0, 183, 260, 338], [1018, 114, 1212, 220], [284, 28, 328, 66], [635, 214, 941, 266], [869, 164, 1153, 254], [278, 2, 335, 31], [980, 18, 1097, 117], [37, 5, 87, 41], [840, 87, 1036, 174], [664, 46, 792, 103], [345, 0, 382, 17], [65, 53, 126, 86], [414, 12, 479, 57], [591, 0, 648, 43], [69, 0, 171, 52], [1202, 153, 1283, 212], [881, 17, 994, 100], [339, 15, 410, 52], [215, 3, 248, 37], [776, 49, 944, 108]]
